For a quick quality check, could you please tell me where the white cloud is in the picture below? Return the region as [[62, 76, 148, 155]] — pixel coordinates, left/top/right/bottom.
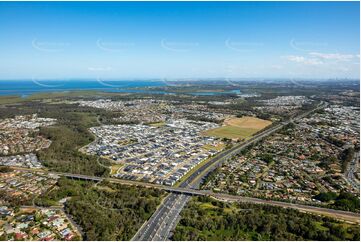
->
[[304, 58, 323, 65], [285, 55, 305, 63], [283, 55, 323, 65], [309, 52, 355, 61]]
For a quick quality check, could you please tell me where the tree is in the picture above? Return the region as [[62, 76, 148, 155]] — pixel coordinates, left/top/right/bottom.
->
[[313, 192, 338, 202]]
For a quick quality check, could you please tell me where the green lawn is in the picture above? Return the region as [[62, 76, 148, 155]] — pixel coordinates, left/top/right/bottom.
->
[[204, 126, 258, 139]]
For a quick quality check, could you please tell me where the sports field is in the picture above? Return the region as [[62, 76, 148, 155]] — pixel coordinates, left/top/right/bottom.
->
[[203, 116, 272, 140]]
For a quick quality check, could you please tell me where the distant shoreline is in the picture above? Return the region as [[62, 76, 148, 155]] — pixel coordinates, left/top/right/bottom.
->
[[0, 80, 166, 97]]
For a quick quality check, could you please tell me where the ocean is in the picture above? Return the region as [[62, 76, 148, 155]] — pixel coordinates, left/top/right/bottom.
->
[[0, 80, 242, 97], [0, 80, 166, 97]]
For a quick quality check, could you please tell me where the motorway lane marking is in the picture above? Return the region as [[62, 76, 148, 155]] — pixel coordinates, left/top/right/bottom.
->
[[150, 194, 188, 240], [133, 194, 176, 240], [163, 196, 191, 239]]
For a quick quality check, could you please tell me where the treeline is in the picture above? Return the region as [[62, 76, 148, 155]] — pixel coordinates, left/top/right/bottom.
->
[[36, 178, 165, 240], [36, 110, 109, 176], [38, 124, 108, 176], [36, 103, 110, 176], [339, 147, 355, 173], [185, 115, 223, 124], [323, 135, 346, 147], [0, 101, 112, 176], [279, 122, 296, 135], [0, 166, 13, 173], [172, 196, 360, 241], [314, 192, 360, 212]]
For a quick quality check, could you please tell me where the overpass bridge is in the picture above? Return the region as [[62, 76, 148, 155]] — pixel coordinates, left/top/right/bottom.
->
[[62, 173, 104, 182], [56, 172, 360, 223], [62, 174, 208, 196]]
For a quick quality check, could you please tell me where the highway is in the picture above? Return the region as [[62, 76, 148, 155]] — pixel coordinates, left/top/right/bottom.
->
[[131, 126, 286, 240], [131, 103, 332, 241], [8, 164, 360, 223], [179, 122, 284, 189], [345, 152, 360, 191], [132, 193, 191, 241], [8, 102, 356, 239], [10, 166, 359, 225], [209, 192, 360, 224]]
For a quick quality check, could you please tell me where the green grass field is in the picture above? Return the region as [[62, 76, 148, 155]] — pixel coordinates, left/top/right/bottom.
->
[[203, 126, 259, 139]]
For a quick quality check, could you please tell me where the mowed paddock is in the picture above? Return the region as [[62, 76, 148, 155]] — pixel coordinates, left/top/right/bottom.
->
[[203, 116, 272, 140]]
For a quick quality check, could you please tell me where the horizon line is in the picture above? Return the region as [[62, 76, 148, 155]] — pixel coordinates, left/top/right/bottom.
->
[[0, 78, 360, 82]]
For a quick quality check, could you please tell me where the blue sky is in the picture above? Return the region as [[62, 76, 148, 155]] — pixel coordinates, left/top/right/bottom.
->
[[0, 1, 359, 80]]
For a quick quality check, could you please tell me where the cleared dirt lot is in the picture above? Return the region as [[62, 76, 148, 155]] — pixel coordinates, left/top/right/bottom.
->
[[203, 116, 272, 139], [223, 116, 272, 129]]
